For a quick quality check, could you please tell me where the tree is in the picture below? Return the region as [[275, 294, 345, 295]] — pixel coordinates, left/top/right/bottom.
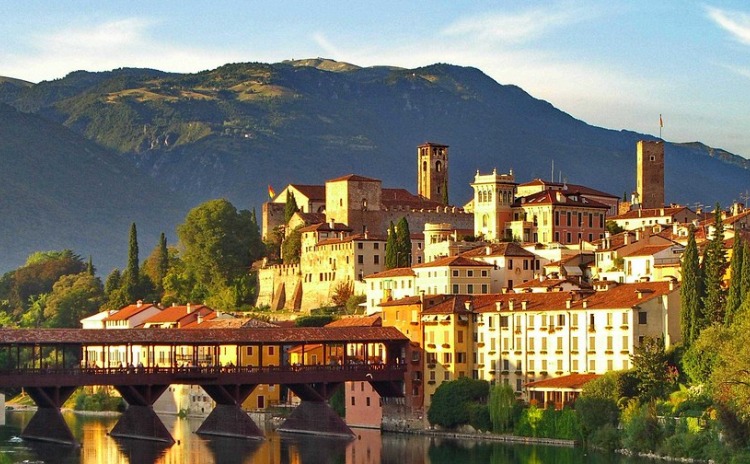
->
[[395, 217, 412, 268], [683, 325, 727, 384], [606, 221, 625, 235], [427, 377, 489, 429], [488, 383, 516, 433], [142, 232, 169, 295], [701, 204, 727, 326], [284, 190, 299, 224], [123, 222, 140, 303], [680, 227, 703, 346], [248, 208, 264, 263], [385, 222, 397, 269], [176, 199, 255, 309], [331, 280, 354, 308], [86, 256, 95, 276], [742, 241, 750, 304], [726, 236, 744, 325], [441, 177, 449, 205], [281, 226, 302, 264], [43, 273, 105, 328], [631, 337, 675, 401]]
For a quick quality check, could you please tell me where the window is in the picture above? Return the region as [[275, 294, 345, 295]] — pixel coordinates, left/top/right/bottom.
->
[[481, 284, 488, 293], [606, 336, 613, 350], [589, 359, 596, 372], [358, 243, 363, 249], [467, 284, 474, 294], [374, 255, 380, 265], [572, 337, 578, 351], [556, 337, 563, 351], [358, 255, 364, 264], [481, 270, 488, 277], [500, 316, 509, 328], [374, 243, 379, 250], [528, 338, 535, 350], [557, 314, 565, 326], [457, 352, 466, 363], [467, 270, 474, 277], [443, 353, 452, 364], [458, 331, 464, 343], [638, 311, 647, 324], [444, 372, 451, 381], [366, 397, 371, 407]]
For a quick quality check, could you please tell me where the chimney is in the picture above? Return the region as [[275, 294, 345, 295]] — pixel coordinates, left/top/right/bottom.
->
[[582, 300, 588, 309], [186, 303, 192, 314], [136, 300, 143, 308], [521, 300, 528, 310], [329, 219, 335, 229], [197, 314, 203, 324], [495, 301, 503, 311], [486, 246, 491, 256], [509, 299, 515, 311], [566, 299, 572, 309], [635, 229, 641, 241], [464, 300, 473, 311], [624, 232, 630, 245]]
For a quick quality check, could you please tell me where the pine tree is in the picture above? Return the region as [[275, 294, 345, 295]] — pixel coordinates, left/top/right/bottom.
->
[[385, 222, 397, 269], [701, 205, 727, 326], [124, 222, 140, 302], [680, 227, 702, 346], [284, 191, 299, 224], [86, 255, 95, 276], [725, 235, 744, 325], [396, 217, 412, 268], [741, 242, 750, 303]]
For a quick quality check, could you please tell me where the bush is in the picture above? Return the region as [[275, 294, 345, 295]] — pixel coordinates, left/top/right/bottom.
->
[[295, 314, 336, 327], [72, 388, 125, 412], [589, 423, 620, 452], [427, 377, 489, 429], [575, 396, 619, 442], [621, 401, 663, 453], [467, 403, 491, 432]]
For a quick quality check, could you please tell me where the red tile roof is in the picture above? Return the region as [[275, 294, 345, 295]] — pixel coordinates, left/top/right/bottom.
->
[[609, 206, 693, 221], [327, 174, 380, 183], [326, 315, 382, 328], [105, 303, 160, 321], [460, 242, 536, 258], [619, 244, 675, 258], [378, 296, 423, 307], [517, 179, 619, 199], [516, 190, 609, 209], [182, 318, 279, 329], [297, 222, 352, 233], [525, 373, 600, 390], [289, 184, 326, 201], [366, 267, 415, 279], [381, 188, 444, 209], [412, 255, 493, 269], [422, 295, 474, 315], [0, 326, 409, 345], [142, 305, 213, 324]]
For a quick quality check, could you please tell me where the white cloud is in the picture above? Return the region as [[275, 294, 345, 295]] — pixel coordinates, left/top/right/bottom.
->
[[442, 3, 597, 44], [705, 5, 750, 46], [2, 17, 246, 82]]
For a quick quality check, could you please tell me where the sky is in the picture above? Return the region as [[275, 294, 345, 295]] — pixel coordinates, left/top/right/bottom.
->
[[2, 1, 750, 157]]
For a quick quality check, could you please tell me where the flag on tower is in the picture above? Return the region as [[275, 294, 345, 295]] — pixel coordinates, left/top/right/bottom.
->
[[660, 114, 663, 128], [268, 184, 276, 200]]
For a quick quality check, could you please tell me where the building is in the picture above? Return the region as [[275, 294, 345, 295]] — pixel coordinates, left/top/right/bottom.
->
[[459, 243, 538, 292], [636, 140, 665, 210], [413, 256, 493, 297], [470, 169, 517, 241], [516, 179, 620, 216], [608, 206, 698, 231], [417, 142, 449, 205]]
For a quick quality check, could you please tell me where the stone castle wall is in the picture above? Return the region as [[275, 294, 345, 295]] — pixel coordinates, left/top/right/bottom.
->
[[256, 264, 302, 310]]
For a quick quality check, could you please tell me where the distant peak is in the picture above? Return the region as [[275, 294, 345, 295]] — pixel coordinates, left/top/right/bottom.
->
[[280, 58, 360, 72]]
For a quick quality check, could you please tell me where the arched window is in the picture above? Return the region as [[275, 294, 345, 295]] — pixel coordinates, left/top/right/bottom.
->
[[435, 161, 442, 172], [482, 214, 488, 228], [422, 161, 427, 172]]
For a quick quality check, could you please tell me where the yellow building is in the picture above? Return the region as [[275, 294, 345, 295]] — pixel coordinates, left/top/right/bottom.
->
[[413, 255, 493, 296], [421, 295, 474, 406]]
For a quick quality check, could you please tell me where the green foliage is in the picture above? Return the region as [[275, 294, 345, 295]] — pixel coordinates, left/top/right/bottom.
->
[[43, 273, 105, 328], [441, 177, 449, 205], [701, 204, 727, 326], [294, 314, 336, 327], [281, 226, 302, 264], [515, 405, 581, 440], [488, 383, 516, 433], [680, 227, 703, 346], [331, 280, 354, 308], [683, 325, 727, 384], [385, 222, 397, 270], [345, 294, 366, 314], [124, 222, 140, 302], [725, 236, 744, 325], [632, 337, 676, 401], [742, 242, 750, 303], [621, 401, 663, 453], [605, 221, 625, 235], [467, 403, 491, 431], [582, 369, 637, 403], [427, 377, 489, 429], [175, 198, 261, 310], [142, 232, 169, 295], [395, 217, 412, 268], [575, 396, 619, 443], [284, 190, 299, 224], [329, 385, 345, 417], [72, 388, 125, 412]]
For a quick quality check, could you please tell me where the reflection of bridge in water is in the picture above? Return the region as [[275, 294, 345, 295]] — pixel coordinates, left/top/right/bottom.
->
[[0, 327, 408, 446]]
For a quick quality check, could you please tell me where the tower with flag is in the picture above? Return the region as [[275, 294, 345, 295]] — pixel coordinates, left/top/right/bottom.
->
[[268, 184, 276, 200]]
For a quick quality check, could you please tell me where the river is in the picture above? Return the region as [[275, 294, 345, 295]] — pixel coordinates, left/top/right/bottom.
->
[[0, 410, 658, 464]]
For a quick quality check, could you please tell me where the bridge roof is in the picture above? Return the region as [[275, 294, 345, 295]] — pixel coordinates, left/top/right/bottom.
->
[[0, 327, 409, 345]]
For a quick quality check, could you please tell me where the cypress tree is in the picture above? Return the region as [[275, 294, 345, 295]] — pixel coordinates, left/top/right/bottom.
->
[[741, 242, 750, 303], [124, 222, 140, 302], [725, 235, 744, 325], [701, 204, 727, 326], [157, 232, 169, 287], [385, 222, 397, 269], [86, 255, 95, 276], [284, 191, 299, 224], [248, 208, 264, 262], [442, 178, 449, 205], [680, 227, 702, 346], [396, 217, 412, 268]]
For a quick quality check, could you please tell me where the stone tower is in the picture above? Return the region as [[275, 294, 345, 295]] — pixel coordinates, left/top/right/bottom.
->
[[417, 142, 449, 205], [636, 140, 665, 209], [471, 169, 517, 241]]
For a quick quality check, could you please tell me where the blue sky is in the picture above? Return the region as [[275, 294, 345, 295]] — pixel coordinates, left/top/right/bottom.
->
[[2, 1, 750, 157]]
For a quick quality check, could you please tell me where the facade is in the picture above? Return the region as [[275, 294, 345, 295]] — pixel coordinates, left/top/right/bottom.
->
[[459, 243, 538, 292], [470, 169, 517, 241], [364, 268, 416, 313], [608, 206, 698, 231], [516, 179, 620, 216], [636, 140, 665, 210], [422, 222, 476, 263], [413, 256, 493, 296], [417, 142, 449, 204]]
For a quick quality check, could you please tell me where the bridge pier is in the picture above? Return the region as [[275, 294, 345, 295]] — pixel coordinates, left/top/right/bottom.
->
[[279, 383, 354, 438], [21, 386, 78, 446], [111, 384, 174, 443], [197, 384, 264, 439]]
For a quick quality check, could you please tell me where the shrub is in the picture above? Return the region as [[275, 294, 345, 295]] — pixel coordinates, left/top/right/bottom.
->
[[467, 403, 491, 432], [621, 401, 663, 453], [427, 377, 489, 429]]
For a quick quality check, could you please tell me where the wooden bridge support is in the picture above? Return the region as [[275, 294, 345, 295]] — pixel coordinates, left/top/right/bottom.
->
[[111, 384, 174, 443], [279, 383, 354, 438], [197, 384, 264, 439], [21, 386, 78, 446]]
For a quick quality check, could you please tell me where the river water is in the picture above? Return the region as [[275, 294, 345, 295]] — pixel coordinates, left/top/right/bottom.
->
[[0, 410, 657, 464]]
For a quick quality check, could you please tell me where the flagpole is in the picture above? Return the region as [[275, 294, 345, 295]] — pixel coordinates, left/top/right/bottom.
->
[[659, 114, 663, 139]]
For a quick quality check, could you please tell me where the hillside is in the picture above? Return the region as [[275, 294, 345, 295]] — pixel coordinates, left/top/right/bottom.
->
[[0, 104, 189, 273], [1, 59, 749, 273]]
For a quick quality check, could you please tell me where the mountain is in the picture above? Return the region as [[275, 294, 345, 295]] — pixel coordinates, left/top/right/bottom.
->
[[0, 103, 189, 273], [1, 59, 749, 272]]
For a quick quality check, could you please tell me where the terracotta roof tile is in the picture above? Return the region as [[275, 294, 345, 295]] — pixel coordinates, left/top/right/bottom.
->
[[412, 255, 493, 269], [289, 184, 326, 200], [366, 268, 415, 279], [460, 242, 536, 258], [525, 373, 600, 390], [327, 174, 380, 183], [609, 206, 692, 221], [326, 315, 382, 328], [105, 303, 160, 321], [142, 305, 213, 324]]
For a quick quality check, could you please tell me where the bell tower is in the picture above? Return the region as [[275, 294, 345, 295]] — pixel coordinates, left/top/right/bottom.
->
[[636, 140, 664, 209], [417, 142, 449, 205]]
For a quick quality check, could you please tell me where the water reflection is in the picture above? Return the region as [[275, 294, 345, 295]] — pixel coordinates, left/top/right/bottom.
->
[[0, 410, 656, 464]]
